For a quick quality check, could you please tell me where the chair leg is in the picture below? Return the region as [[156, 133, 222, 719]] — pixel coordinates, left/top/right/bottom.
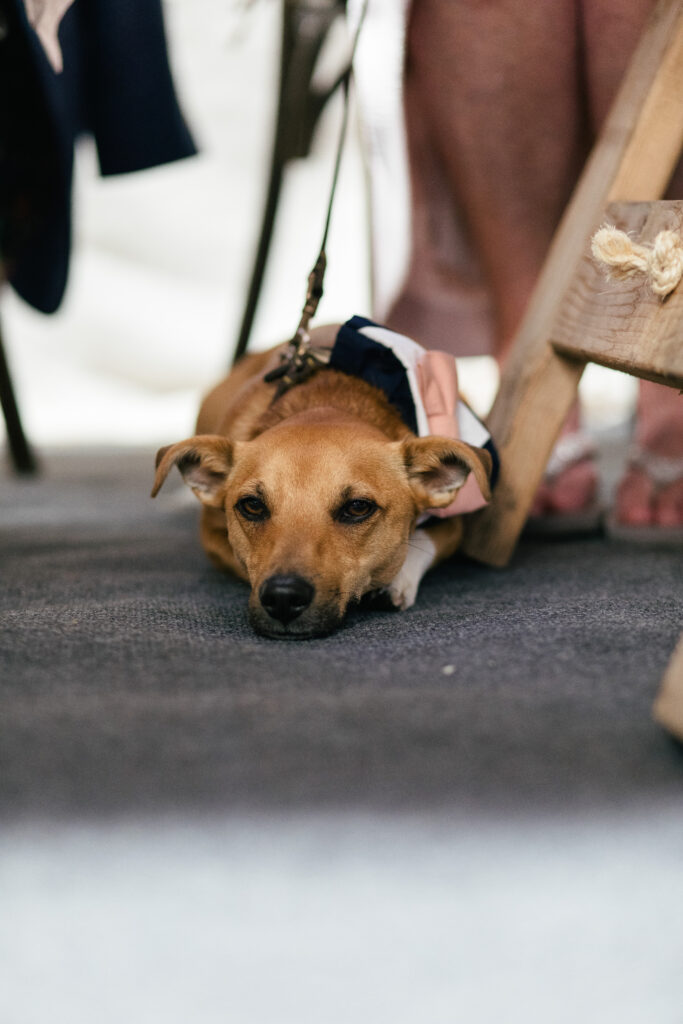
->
[[231, 138, 287, 367], [653, 634, 683, 742], [0, 316, 38, 475], [231, 0, 348, 366]]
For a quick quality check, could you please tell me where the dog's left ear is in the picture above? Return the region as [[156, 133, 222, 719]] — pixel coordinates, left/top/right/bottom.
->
[[151, 435, 235, 507], [400, 436, 492, 510]]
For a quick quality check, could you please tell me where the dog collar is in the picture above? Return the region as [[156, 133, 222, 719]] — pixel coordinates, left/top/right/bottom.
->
[[329, 316, 499, 517]]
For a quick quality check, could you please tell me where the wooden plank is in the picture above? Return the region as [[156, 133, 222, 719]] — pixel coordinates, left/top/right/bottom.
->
[[552, 201, 683, 389], [653, 635, 683, 741], [463, 0, 683, 566]]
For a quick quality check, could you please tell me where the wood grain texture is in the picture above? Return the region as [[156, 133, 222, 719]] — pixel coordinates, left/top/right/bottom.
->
[[552, 202, 683, 389], [463, 0, 683, 567], [653, 635, 683, 741]]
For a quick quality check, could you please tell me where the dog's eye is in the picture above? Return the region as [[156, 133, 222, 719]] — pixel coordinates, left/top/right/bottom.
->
[[337, 498, 377, 524], [235, 495, 269, 522]]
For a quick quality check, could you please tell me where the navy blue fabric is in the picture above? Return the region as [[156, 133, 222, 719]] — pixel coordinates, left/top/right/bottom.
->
[[329, 316, 419, 434], [2, 0, 197, 314], [329, 316, 500, 492], [0, 0, 68, 312], [483, 438, 500, 490]]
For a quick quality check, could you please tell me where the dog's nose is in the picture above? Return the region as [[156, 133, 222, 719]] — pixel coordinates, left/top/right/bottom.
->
[[259, 574, 315, 625]]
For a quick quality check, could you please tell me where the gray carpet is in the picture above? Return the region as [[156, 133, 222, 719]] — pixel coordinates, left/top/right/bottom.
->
[[1, 448, 682, 819]]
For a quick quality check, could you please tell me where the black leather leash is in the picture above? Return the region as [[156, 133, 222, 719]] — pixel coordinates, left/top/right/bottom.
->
[[264, 0, 368, 398]]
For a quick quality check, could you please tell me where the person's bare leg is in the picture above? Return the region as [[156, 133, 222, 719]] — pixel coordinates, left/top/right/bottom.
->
[[583, 0, 683, 529], [581, 0, 654, 129], [386, 61, 497, 357], [397, 0, 585, 354]]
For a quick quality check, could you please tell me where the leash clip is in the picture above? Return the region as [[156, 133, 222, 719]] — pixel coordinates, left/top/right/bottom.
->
[[264, 253, 331, 398]]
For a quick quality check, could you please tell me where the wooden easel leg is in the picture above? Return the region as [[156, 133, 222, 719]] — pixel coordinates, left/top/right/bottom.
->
[[463, 0, 683, 566], [654, 636, 683, 741]]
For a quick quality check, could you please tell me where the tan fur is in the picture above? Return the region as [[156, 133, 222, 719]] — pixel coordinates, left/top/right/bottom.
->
[[152, 325, 492, 638]]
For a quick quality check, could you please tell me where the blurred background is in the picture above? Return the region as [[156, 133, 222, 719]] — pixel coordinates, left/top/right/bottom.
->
[[0, 0, 636, 452], [2, 0, 373, 448]]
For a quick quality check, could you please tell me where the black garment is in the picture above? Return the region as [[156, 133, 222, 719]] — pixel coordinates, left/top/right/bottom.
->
[[0, 0, 197, 314]]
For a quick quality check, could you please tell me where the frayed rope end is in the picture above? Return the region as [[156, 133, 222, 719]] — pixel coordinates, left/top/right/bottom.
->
[[591, 223, 683, 298]]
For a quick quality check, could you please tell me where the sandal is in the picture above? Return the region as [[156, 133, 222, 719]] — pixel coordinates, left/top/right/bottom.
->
[[606, 445, 683, 544], [524, 431, 603, 537]]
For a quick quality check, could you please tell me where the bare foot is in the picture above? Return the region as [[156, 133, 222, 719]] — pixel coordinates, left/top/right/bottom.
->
[[615, 468, 683, 529], [530, 457, 598, 519], [614, 383, 683, 529], [529, 404, 598, 520]]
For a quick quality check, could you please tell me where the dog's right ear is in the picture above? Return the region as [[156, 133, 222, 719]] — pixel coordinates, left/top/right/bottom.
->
[[151, 435, 234, 507]]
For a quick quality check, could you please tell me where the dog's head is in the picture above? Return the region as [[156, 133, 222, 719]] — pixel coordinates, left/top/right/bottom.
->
[[152, 411, 491, 638]]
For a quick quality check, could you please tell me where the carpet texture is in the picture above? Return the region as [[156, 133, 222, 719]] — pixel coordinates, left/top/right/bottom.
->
[[1, 449, 681, 818]]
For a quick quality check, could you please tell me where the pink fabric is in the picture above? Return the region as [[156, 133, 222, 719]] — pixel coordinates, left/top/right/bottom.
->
[[417, 350, 459, 437], [416, 351, 489, 517]]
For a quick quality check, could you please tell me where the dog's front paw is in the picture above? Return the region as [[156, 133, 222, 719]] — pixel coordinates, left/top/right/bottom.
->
[[385, 531, 436, 611], [386, 572, 420, 611]]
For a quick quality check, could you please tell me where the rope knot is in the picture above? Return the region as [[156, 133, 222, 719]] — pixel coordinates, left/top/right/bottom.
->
[[590, 223, 683, 298]]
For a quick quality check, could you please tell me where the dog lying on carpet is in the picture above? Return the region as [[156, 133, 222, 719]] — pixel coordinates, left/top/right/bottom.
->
[[152, 318, 496, 638]]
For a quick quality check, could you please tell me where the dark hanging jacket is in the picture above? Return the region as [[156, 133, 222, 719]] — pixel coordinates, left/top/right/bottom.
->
[[0, 0, 197, 313]]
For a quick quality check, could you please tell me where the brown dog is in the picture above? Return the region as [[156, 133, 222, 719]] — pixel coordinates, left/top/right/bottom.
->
[[152, 324, 492, 638]]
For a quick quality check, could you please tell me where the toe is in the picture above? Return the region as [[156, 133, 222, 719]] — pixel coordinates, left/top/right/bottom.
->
[[545, 459, 598, 515], [653, 478, 683, 528], [614, 466, 654, 527]]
